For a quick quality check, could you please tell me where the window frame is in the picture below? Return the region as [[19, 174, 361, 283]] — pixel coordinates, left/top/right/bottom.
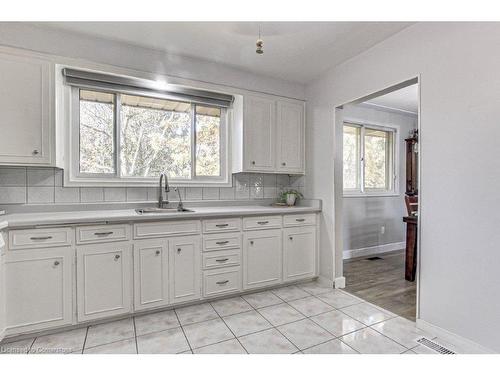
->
[[69, 87, 230, 187], [342, 119, 399, 197]]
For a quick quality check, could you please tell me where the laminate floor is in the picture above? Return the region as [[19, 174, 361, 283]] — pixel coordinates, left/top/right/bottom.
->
[[343, 250, 417, 321]]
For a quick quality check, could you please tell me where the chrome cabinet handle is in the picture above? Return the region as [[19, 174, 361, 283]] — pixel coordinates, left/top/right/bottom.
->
[[114, 254, 121, 260], [54, 261, 60, 266], [295, 218, 306, 222], [215, 224, 229, 228], [30, 236, 53, 240], [289, 236, 293, 240], [251, 161, 256, 165], [155, 250, 161, 255], [32, 149, 39, 155], [257, 221, 269, 225], [215, 258, 229, 263], [216, 241, 229, 245], [282, 162, 286, 166], [94, 231, 114, 236], [177, 248, 182, 253], [250, 240, 254, 245], [216, 280, 229, 285]]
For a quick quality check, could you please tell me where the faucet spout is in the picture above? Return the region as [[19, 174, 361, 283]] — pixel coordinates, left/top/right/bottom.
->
[[158, 173, 170, 208]]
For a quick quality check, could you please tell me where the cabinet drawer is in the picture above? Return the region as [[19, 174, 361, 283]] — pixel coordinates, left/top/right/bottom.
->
[[243, 216, 282, 231], [203, 233, 241, 252], [8, 228, 73, 250], [283, 213, 316, 227], [134, 220, 201, 239], [77, 224, 130, 244], [203, 218, 241, 233], [203, 266, 241, 298], [203, 249, 241, 269]]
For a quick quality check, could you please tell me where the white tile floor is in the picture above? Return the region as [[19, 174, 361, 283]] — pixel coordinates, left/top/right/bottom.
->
[[0, 281, 450, 354]]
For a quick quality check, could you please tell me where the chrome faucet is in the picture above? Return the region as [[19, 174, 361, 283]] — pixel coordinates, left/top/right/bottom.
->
[[158, 173, 170, 208], [175, 188, 184, 212]]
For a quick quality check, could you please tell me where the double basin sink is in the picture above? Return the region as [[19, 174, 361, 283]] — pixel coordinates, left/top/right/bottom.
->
[[135, 207, 195, 215]]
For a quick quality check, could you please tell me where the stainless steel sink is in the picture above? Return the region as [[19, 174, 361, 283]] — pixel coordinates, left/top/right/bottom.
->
[[135, 207, 194, 215]]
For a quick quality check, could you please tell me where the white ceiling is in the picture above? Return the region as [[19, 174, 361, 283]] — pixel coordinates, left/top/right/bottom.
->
[[364, 84, 418, 114], [37, 22, 412, 84]]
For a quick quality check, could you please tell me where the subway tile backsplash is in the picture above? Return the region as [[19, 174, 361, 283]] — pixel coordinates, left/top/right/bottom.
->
[[0, 167, 305, 206]]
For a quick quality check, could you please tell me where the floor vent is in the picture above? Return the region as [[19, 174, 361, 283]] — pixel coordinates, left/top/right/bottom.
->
[[416, 338, 455, 354], [367, 256, 383, 261]]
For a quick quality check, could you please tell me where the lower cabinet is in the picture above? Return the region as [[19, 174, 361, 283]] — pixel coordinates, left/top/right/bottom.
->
[[169, 236, 201, 304], [243, 229, 282, 290], [133, 239, 169, 311], [4, 248, 72, 333], [283, 226, 316, 282], [76, 243, 132, 322]]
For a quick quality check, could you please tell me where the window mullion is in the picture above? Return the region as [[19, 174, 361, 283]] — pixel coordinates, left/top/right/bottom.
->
[[190, 104, 196, 180], [114, 93, 122, 178], [360, 125, 365, 193]]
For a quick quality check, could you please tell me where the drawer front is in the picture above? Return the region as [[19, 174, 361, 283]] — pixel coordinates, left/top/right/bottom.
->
[[283, 213, 316, 227], [134, 220, 201, 239], [203, 249, 241, 269], [243, 216, 282, 231], [203, 266, 241, 297], [203, 233, 241, 252], [203, 218, 242, 233], [8, 228, 73, 250], [77, 224, 130, 244]]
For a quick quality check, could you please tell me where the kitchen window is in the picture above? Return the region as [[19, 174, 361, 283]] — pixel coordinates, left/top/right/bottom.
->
[[343, 122, 397, 196], [65, 68, 232, 187]]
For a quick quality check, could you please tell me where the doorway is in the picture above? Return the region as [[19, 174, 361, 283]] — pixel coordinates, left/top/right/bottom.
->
[[335, 79, 420, 321]]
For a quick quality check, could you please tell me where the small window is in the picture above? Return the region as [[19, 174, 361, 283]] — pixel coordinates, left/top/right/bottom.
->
[[343, 122, 396, 195], [73, 89, 227, 185]]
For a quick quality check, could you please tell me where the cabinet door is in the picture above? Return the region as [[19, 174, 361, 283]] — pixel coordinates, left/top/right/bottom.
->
[[77, 243, 132, 322], [283, 227, 316, 282], [133, 239, 169, 311], [277, 100, 305, 173], [4, 248, 72, 334], [243, 229, 282, 290], [243, 95, 276, 171], [0, 51, 52, 165], [169, 236, 201, 304]]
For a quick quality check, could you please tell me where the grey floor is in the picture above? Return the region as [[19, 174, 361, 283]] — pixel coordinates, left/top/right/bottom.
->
[[0, 280, 453, 354], [344, 250, 417, 321]]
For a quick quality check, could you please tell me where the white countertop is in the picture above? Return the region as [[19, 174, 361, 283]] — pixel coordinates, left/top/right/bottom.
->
[[1, 203, 321, 229]]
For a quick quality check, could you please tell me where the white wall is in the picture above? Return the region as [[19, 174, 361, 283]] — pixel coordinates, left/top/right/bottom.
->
[[305, 22, 500, 351], [0, 23, 304, 100], [342, 104, 417, 254]]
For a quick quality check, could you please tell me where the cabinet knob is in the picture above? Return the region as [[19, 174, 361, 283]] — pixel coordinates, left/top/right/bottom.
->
[[32, 149, 39, 155], [282, 162, 286, 166], [155, 250, 161, 255], [289, 236, 293, 240], [177, 248, 182, 253], [114, 254, 121, 260], [251, 161, 256, 165], [250, 240, 254, 245], [54, 261, 60, 266]]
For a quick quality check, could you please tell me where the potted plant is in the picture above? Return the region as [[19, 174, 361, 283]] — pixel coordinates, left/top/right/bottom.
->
[[279, 189, 304, 206]]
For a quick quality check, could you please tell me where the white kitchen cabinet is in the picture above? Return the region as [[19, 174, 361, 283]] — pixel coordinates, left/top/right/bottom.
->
[[0, 49, 53, 165], [283, 226, 316, 282], [0, 233, 6, 341], [243, 229, 282, 290], [76, 243, 132, 322], [276, 100, 305, 173], [243, 95, 276, 172], [232, 94, 305, 174], [4, 248, 72, 334], [168, 236, 201, 304], [133, 239, 169, 311]]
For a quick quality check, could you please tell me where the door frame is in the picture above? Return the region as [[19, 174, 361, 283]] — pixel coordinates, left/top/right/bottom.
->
[[333, 75, 422, 320]]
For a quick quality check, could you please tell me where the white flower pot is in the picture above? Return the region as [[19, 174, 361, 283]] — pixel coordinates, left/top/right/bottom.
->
[[286, 194, 297, 206]]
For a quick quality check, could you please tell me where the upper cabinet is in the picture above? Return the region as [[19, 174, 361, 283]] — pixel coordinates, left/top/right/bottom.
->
[[0, 49, 54, 166], [233, 94, 305, 175]]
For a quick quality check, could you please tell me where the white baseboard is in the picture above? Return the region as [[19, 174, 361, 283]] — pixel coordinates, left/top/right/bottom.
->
[[334, 276, 346, 289], [416, 319, 495, 354], [343, 241, 405, 259]]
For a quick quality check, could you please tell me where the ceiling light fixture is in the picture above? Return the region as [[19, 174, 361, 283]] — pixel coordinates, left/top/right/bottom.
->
[[256, 26, 264, 55]]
